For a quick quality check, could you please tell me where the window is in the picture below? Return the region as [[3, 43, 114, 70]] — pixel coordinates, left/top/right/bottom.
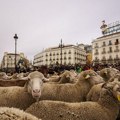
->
[[115, 39, 119, 45], [49, 53, 52, 56], [53, 53, 55, 56], [109, 41, 112, 45], [109, 47, 112, 52], [103, 42, 106, 46], [108, 47, 112, 53], [64, 52, 66, 54], [68, 50, 71, 54], [68, 57, 71, 59]]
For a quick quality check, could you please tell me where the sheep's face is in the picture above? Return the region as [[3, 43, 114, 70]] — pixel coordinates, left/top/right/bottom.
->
[[100, 68, 119, 81], [78, 70, 104, 86], [60, 71, 77, 83], [0, 72, 9, 80], [27, 77, 43, 101], [24, 71, 48, 101]]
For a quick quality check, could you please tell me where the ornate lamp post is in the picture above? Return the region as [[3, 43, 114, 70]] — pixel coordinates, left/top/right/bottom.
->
[[59, 39, 64, 66], [14, 34, 18, 72]]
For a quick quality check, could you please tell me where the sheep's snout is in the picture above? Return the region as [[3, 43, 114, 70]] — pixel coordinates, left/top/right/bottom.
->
[[33, 89, 40, 93], [32, 89, 41, 100]]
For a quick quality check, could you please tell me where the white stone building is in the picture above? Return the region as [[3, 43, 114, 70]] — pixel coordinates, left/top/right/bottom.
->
[[92, 32, 120, 65], [33, 44, 86, 67], [1, 52, 25, 72]]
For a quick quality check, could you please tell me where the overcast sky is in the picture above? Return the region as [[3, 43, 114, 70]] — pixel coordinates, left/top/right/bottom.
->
[[0, 0, 120, 62]]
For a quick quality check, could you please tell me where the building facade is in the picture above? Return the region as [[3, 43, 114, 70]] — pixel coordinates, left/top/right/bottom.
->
[[1, 52, 25, 72], [33, 44, 86, 67], [92, 32, 120, 65]]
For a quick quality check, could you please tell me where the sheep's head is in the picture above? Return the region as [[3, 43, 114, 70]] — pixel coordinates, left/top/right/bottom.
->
[[77, 70, 104, 86], [99, 68, 119, 81], [24, 71, 49, 101], [0, 72, 10, 80], [59, 70, 77, 83], [101, 81, 120, 102]]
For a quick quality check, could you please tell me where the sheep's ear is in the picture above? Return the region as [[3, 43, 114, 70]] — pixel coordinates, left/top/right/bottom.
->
[[85, 74, 90, 79], [43, 77, 49, 82], [117, 95, 120, 101], [24, 78, 30, 91], [101, 83, 107, 88]]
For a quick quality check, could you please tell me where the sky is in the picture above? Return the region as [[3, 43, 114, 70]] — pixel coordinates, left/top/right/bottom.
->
[[0, 0, 120, 62]]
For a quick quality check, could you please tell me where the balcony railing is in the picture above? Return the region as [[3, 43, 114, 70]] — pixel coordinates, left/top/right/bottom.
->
[[101, 51, 106, 54], [108, 43, 112, 45], [102, 44, 106, 47], [94, 46, 99, 48], [114, 49, 119, 52], [108, 51, 112, 53], [115, 42, 119, 45], [94, 52, 99, 55]]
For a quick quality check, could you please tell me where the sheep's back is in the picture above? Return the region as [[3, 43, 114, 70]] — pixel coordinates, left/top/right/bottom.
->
[[0, 87, 36, 110]]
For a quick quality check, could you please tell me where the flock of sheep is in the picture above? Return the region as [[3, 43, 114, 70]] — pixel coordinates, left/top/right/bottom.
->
[[0, 67, 120, 120]]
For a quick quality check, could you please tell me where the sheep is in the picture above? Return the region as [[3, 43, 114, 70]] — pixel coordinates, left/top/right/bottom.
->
[[39, 70, 104, 102], [99, 67, 119, 81], [86, 74, 120, 120], [48, 70, 77, 84], [9, 72, 29, 80], [26, 81, 120, 120], [86, 73, 120, 102], [0, 107, 41, 120], [0, 72, 10, 80], [0, 71, 48, 110], [0, 79, 27, 87]]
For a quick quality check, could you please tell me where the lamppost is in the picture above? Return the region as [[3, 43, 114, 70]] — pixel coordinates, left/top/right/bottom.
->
[[14, 34, 18, 72], [59, 39, 64, 66]]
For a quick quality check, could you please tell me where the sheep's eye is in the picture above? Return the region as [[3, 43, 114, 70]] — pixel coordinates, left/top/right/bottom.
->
[[117, 88, 120, 92]]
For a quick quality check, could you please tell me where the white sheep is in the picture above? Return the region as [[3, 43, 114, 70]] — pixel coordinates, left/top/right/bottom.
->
[[0, 107, 41, 120], [48, 70, 77, 84], [86, 74, 120, 120], [39, 70, 104, 102], [0, 72, 10, 80], [26, 81, 120, 120], [86, 73, 120, 102], [99, 67, 119, 81], [0, 71, 47, 110], [10, 72, 29, 80]]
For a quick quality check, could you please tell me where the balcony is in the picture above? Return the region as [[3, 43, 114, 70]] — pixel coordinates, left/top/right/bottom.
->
[[114, 49, 119, 52], [108, 43, 112, 46], [94, 46, 99, 48], [101, 51, 106, 54], [68, 57, 71, 60], [108, 51, 112, 53], [107, 58, 113, 62], [94, 52, 99, 55], [64, 57, 66, 60], [115, 42, 119, 45], [102, 44, 106, 47]]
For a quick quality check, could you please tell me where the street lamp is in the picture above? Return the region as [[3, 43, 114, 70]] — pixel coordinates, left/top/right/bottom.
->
[[14, 34, 18, 72], [59, 39, 64, 66]]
